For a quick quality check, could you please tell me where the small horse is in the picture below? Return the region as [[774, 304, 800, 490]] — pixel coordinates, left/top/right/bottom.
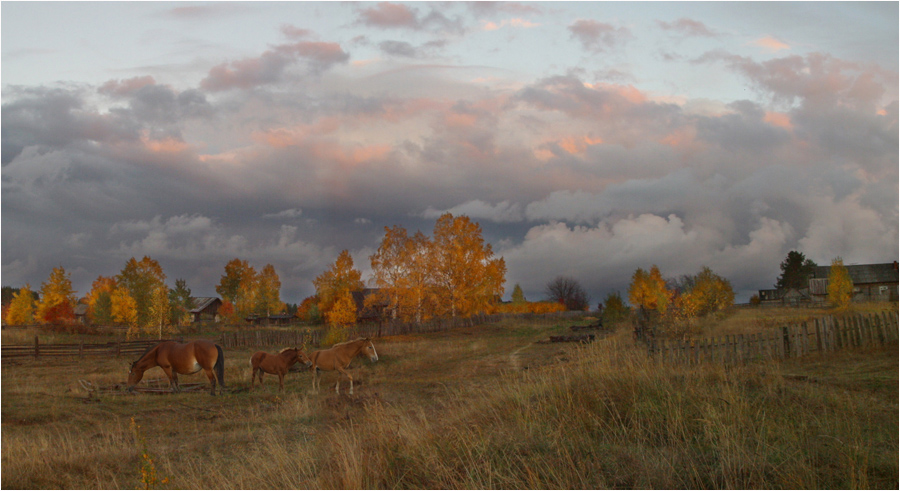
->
[[310, 337, 378, 395], [127, 340, 225, 396], [250, 347, 312, 392]]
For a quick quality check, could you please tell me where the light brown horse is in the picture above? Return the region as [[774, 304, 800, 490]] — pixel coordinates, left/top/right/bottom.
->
[[127, 340, 225, 395], [310, 337, 378, 395], [250, 347, 312, 392]]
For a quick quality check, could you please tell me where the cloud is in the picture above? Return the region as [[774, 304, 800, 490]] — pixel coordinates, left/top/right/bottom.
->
[[356, 2, 465, 34], [481, 18, 540, 31], [568, 19, 632, 52], [263, 208, 303, 219], [200, 41, 349, 91], [422, 200, 524, 223], [657, 18, 719, 38], [750, 36, 790, 52]]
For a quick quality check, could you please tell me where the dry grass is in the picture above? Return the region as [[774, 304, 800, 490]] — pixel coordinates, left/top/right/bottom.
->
[[2, 307, 898, 489]]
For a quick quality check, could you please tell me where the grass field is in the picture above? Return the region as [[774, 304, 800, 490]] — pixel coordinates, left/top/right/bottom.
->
[[2, 307, 898, 489]]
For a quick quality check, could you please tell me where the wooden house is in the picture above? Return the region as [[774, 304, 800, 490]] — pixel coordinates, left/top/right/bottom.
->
[[810, 261, 899, 303], [190, 297, 222, 323]]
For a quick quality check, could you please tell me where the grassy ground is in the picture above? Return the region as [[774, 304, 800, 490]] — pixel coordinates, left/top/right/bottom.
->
[[2, 310, 897, 489]]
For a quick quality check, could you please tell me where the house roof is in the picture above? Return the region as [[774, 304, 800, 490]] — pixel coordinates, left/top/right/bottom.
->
[[812, 262, 899, 285], [190, 297, 221, 313], [74, 303, 89, 316]]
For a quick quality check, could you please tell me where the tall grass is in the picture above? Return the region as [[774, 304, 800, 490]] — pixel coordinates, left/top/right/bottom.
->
[[3, 311, 897, 489]]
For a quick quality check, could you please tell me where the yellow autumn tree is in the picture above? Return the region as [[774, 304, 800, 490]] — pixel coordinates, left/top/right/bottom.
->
[[6, 284, 36, 326], [111, 286, 140, 336], [315, 250, 364, 325], [323, 290, 358, 345], [429, 213, 506, 318], [628, 265, 670, 314], [257, 264, 284, 317], [35, 266, 77, 323], [828, 257, 854, 312], [369, 226, 437, 323]]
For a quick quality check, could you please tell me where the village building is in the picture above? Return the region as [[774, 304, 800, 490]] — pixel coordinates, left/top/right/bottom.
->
[[190, 297, 222, 323]]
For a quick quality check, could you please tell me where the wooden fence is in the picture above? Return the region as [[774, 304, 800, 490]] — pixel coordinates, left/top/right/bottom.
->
[[1, 337, 180, 361], [648, 311, 898, 365], [219, 311, 585, 349]]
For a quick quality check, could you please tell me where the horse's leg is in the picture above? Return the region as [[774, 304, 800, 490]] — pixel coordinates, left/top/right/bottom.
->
[[312, 368, 319, 394], [278, 372, 285, 392], [335, 366, 353, 394], [204, 367, 217, 396], [161, 366, 179, 392]]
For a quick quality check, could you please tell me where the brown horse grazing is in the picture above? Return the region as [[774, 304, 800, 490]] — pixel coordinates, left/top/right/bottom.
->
[[250, 347, 312, 392], [309, 337, 378, 395], [127, 340, 225, 396]]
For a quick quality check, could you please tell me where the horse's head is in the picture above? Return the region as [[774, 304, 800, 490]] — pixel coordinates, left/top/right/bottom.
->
[[126, 361, 144, 389], [362, 338, 378, 362], [297, 349, 313, 368]]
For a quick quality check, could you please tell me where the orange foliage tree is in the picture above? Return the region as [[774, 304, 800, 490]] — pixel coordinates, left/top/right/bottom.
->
[[628, 265, 670, 314], [86, 276, 117, 325], [35, 266, 77, 324], [315, 250, 364, 326], [429, 214, 506, 318]]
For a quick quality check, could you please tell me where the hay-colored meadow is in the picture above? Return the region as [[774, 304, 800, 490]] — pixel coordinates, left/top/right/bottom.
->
[[2, 308, 897, 489]]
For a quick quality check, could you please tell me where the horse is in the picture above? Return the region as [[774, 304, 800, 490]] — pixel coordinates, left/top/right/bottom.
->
[[250, 347, 312, 392], [127, 340, 225, 396], [309, 337, 378, 395]]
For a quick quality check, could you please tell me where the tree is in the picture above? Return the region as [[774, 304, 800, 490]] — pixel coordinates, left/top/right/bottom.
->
[[370, 225, 416, 321], [511, 284, 526, 304], [86, 276, 118, 325], [111, 286, 139, 331], [827, 257, 854, 311], [216, 258, 252, 304], [35, 266, 77, 324], [687, 267, 734, 316], [628, 266, 670, 314], [6, 284, 36, 326], [430, 214, 506, 317], [315, 250, 364, 324], [776, 250, 817, 291], [148, 285, 171, 338], [168, 279, 193, 327], [257, 264, 284, 317], [601, 291, 629, 325], [117, 256, 167, 327], [545, 276, 590, 311]]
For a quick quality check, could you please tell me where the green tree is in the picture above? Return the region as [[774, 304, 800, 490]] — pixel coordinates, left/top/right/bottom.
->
[[168, 279, 193, 326], [776, 250, 817, 290], [827, 257, 854, 312], [511, 283, 526, 304], [601, 291, 629, 325], [117, 256, 167, 327]]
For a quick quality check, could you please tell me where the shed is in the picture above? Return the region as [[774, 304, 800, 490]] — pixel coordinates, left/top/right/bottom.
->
[[74, 303, 89, 324], [351, 288, 388, 322], [190, 297, 222, 323]]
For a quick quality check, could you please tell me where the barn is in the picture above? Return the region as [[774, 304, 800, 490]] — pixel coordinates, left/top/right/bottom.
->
[[190, 297, 222, 323], [810, 261, 899, 303]]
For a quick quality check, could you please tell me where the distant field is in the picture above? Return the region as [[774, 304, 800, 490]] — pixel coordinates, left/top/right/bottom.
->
[[2, 307, 897, 489]]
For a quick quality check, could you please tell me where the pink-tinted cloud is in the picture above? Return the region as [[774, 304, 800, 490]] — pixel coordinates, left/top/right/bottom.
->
[[482, 18, 540, 31], [751, 36, 790, 52], [99, 76, 157, 97], [357, 2, 419, 29], [657, 18, 719, 37], [568, 19, 632, 52], [200, 41, 349, 91]]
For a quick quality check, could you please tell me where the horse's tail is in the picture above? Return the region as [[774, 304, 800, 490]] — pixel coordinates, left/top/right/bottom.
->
[[215, 344, 226, 388]]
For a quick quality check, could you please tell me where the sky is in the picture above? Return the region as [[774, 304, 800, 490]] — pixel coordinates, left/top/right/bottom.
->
[[2, 1, 898, 306]]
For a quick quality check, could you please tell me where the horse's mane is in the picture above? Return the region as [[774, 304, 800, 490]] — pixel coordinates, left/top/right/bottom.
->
[[132, 341, 162, 364], [278, 347, 298, 354], [332, 337, 367, 347]]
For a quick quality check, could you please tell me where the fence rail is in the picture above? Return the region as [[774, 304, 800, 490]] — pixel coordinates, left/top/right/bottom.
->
[[649, 311, 898, 365], [1, 338, 181, 361], [219, 311, 586, 349]]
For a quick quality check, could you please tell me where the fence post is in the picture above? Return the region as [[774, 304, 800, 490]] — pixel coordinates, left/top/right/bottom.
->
[[781, 326, 790, 359], [79, 342, 84, 358], [34, 336, 40, 360]]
